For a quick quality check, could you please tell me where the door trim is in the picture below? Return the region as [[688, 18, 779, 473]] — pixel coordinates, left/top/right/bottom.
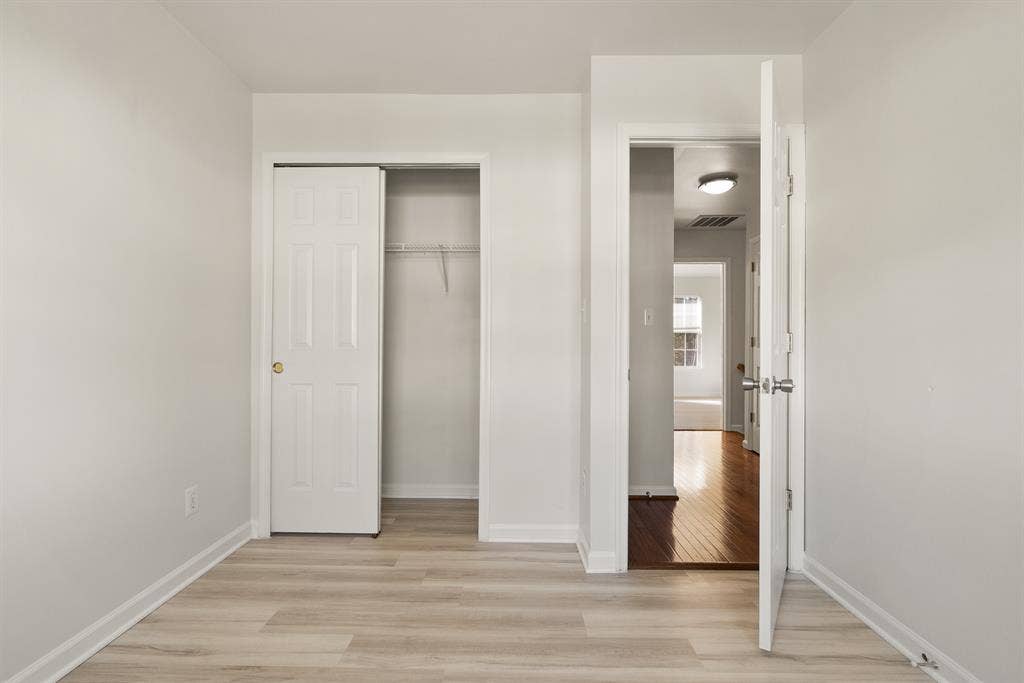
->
[[611, 123, 805, 573], [252, 152, 492, 540], [743, 234, 760, 452], [785, 124, 806, 572]]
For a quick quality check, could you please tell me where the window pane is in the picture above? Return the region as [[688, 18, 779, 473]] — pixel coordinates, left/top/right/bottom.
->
[[674, 332, 702, 367], [673, 296, 702, 331]]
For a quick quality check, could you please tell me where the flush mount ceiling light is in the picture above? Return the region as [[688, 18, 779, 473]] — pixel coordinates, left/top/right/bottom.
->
[[697, 172, 738, 195]]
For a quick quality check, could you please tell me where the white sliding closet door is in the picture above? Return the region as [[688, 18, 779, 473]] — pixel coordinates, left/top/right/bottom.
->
[[271, 166, 382, 533]]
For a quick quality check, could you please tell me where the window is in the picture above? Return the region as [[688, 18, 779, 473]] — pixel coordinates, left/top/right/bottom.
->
[[674, 331, 701, 367], [673, 296, 702, 367]]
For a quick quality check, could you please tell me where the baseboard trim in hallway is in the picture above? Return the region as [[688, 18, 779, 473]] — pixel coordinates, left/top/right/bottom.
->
[[8, 521, 252, 683], [627, 484, 679, 499]]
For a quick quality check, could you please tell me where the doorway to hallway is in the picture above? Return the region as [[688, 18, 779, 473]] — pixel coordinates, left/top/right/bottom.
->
[[628, 140, 762, 571]]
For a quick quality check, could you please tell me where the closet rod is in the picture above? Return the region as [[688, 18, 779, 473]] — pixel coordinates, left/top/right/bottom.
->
[[384, 242, 479, 294]]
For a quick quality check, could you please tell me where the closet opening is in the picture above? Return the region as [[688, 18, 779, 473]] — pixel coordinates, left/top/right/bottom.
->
[[382, 168, 482, 532]]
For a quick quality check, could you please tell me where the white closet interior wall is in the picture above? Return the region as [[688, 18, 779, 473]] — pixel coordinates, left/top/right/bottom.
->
[[383, 169, 481, 497]]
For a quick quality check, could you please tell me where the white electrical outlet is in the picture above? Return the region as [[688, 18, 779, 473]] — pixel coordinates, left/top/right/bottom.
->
[[185, 485, 199, 518]]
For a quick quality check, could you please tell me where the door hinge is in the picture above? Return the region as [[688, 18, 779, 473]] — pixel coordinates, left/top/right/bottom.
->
[[751, 261, 757, 273], [750, 336, 757, 348], [786, 174, 795, 197], [627, 368, 631, 381], [784, 332, 794, 353], [786, 488, 793, 511], [749, 411, 755, 424]]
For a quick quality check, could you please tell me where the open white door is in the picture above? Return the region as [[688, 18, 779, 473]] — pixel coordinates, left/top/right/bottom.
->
[[271, 166, 382, 534], [758, 59, 792, 651]]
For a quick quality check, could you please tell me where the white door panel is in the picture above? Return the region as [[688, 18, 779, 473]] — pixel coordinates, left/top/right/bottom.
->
[[271, 166, 382, 533], [759, 59, 791, 651]]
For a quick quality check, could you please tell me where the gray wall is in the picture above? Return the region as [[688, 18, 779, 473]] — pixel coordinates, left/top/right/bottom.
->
[[1, 1, 252, 677], [628, 148, 674, 490], [674, 229, 747, 432], [803, 3, 1022, 681], [383, 170, 480, 493]]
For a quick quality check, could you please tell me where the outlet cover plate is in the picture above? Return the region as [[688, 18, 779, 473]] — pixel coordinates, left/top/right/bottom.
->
[[185, 485, 199, 518]]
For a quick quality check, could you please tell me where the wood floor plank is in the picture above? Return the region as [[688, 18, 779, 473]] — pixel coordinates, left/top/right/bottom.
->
[[65, 499, 925, 682], [630, 430, 760, 568]]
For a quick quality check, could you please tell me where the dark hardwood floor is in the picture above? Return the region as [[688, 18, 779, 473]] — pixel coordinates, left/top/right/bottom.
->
[[629, 430, 759, 570]]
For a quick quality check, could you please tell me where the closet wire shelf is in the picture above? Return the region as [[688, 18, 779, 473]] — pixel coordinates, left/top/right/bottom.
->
[[384, 242, 479, 253], [384, 242, 480, 294]]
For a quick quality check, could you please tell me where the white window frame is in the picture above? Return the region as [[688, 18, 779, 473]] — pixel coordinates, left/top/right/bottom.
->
[[673, 295, 703, 368]]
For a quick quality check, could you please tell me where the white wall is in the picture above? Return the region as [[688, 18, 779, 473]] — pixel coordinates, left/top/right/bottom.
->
[[803, 3, 1022, 682], [628, 148, 674, 493], [674, 229, 747, 431], [254, 94, 582, 537], [673, 272, 723, 399], [383, 170, 480, 496], [583, 55, 803, 567], [0, 1, 252, 678], [578, 94, 592, 550]]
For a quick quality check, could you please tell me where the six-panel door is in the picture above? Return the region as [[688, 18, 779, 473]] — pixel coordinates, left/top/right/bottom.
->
[[271, 167, 382, 533]]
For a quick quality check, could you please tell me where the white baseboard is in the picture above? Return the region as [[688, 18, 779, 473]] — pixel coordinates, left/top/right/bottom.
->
[[8, 521, 252, 683], [803, 556, 979, 683], [487, 523, 577, 543], [382, 483, 478, 499], [628, 484, 678, 498], [575, 532, 618, 573], [727, 424, 744, 433]]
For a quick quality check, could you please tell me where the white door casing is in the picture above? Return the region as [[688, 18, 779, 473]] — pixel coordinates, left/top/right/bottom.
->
[[758, 59, 791, 651], [746, 237, 762, 453], [271, 166, 382, 533]]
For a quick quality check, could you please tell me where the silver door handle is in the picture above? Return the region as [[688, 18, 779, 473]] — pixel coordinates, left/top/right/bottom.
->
[[771, 377, 795, 394], [741, 377, 759, 391]]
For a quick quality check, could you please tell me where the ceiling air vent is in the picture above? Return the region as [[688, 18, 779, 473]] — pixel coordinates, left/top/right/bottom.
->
[[689, 214, 742, 228]]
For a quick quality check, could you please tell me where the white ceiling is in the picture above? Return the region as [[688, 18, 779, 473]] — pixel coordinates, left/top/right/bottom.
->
[[674, 143, 759, 231], [161, 1, 850, 93]]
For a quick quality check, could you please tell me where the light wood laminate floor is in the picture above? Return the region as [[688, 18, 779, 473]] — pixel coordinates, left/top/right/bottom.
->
[[67, 499, 924, 681]]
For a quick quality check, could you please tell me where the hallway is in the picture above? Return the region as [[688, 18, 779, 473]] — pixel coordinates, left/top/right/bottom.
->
[[629, 431, 759, 569]]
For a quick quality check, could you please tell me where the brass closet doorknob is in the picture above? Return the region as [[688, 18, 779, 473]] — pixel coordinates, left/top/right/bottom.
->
[[272, 362, 284, 374]]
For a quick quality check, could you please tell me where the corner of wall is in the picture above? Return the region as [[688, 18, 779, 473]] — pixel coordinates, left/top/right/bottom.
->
[[576, 528, 616, 573]]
